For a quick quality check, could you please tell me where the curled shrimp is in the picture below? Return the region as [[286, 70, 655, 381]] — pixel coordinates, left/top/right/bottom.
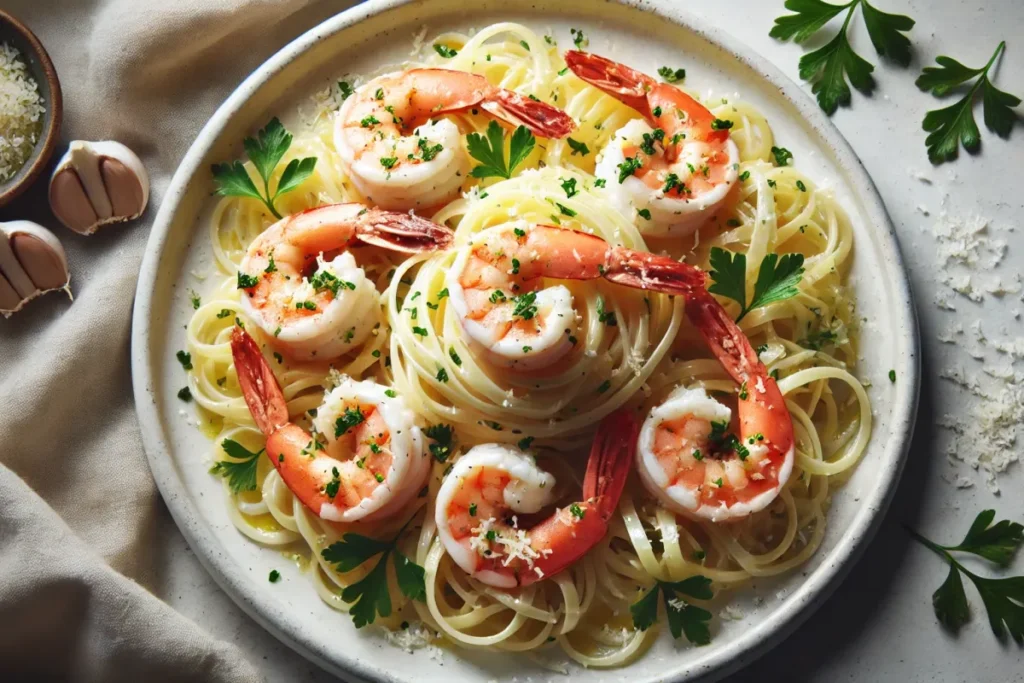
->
[[237, 202, 453, 361], [335, 68, 575, 211], [636, 292, 795, 522], [445, 221, 707, 370], [565, 51, 740, 237], [230, 327, 431, 522], [435, 410, 637, 587]]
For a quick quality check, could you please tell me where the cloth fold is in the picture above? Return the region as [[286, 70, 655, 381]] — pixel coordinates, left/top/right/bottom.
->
[[0, 1, 358, 680]]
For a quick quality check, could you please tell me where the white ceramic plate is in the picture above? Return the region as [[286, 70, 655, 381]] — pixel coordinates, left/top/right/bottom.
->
[[131, 1, 921, 681]]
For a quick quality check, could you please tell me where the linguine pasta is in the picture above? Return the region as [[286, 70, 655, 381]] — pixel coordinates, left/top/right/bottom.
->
[[182, 22, 871, 669]]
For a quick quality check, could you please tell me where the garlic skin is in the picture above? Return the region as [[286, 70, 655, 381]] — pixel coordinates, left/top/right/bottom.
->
[[49, 141, 149, 235], [0, 221, 72, 317]]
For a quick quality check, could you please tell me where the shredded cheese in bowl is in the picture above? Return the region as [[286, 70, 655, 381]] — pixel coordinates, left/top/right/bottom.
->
[[0, 42, 45, 183]]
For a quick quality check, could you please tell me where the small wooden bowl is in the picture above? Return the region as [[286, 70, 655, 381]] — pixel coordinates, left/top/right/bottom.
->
[[0, 10, 63, 208]]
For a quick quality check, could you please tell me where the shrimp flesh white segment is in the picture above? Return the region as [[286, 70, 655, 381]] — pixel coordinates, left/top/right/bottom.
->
[[637, 292, 795, 522], [435, 410, 637, 587], [230, 327, 430, 522], [335, 69, 576, 211], [445, 222, 707, 370], [238, 202, 453, 361], [565, 51, 740, 238]]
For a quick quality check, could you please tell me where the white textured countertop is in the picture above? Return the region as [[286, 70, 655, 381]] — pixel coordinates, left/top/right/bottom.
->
[[155, 1, 1024, 681]]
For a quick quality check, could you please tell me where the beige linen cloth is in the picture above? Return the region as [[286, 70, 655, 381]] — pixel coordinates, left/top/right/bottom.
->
[[0, 1, 358, 680]]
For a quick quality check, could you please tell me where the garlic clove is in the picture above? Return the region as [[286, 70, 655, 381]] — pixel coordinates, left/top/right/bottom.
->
[[50, 167, 98, 234], [49, 140, 149, 235], [0, 221, 72, 317]]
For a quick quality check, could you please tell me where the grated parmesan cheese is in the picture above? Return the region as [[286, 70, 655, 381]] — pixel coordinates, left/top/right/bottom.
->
[[382, 621, 437, 653], [0, 43, 45, 182], [469, 517, 551, 570]]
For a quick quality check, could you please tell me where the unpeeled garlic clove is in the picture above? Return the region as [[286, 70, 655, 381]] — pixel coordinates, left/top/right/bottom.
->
[[0, 221, 72, 317], [49, 140, 149, 235]]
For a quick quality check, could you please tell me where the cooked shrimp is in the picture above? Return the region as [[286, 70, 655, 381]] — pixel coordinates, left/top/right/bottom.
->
[[435, 410, 637, 587], [238, 202, 453, 361], [565, 51, 740, 237], [445, 221, 707, 370], [637, 292, 795, 522], [335, 68, 575, 211], [231, 327, 430, 522]]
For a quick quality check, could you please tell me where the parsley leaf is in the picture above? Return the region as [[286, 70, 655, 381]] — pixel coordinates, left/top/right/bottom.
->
[[321, 525, 427, 628], [567, 138, 590, 156], [334, 406, 365, 437], [433, 44, 457, 58], [916, 42, 1021, 164], [209, 439, 263, 493], [771, 0, 915, 115], [425, 423, 455, 463], [466, 121, 535, 180], [212, 118, 317, 220], [908, 510, 1024, 642], [945, 509, 1023, 568], [708, 247, 806, 323], [630, 576, 714, 645]]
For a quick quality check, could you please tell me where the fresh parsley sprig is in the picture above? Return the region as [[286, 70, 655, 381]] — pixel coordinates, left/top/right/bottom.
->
[[908, 510, 1024, 642], [321, 522, 427, 628], [708, 247, 806, 323], [915, 41, 1021, 164], [212, 118, 317, 220], [770, 0, 915, 115], [630, 575, 714, 645], [466, 121, 535, 180], [209, 439, 263, 493]]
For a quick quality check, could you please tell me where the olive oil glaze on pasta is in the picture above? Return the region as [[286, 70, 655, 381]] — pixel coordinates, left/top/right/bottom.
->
[[182, 22, 871, 669]]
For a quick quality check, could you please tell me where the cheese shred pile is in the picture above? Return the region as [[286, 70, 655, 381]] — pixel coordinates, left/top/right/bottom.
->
[[0, 42, 45, 182]]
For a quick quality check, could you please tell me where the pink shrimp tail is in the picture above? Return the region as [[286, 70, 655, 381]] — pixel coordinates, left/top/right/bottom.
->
[[355, 209, 455, 253], [605, 246, 707, 297], [230, 327, 290, 436], [683, 291, 761, 386], [563, 50, 655, 116], [584, 409, 638, 521], [479, 89, 576, 139]]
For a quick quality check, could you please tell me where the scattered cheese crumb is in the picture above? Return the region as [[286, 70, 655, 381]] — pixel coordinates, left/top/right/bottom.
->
[[382, 621, 436, 653]]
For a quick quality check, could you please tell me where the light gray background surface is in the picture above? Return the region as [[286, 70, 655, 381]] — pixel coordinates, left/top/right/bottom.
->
[[144, 1, 1024, 681]]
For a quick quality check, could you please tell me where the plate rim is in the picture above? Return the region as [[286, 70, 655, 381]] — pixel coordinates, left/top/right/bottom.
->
[[130, 1, 922, 681]]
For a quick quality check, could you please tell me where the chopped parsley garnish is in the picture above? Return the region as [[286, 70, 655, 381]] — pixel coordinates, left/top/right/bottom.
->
[[466, 121, 535, 180], [469, 503, 477, 516], [436, 367, 449, 383], [889, 369, 897, 383], [597, 380, 612, 394], [593, 178, 606, 188], [708, 247, 806, 322], [384, 389, 397, 398], [561, 177, 579, 198], [212, 117, 317, 220], [360, 115, 379, 128], [739, 170, 750, 181], [617, 155, 643, 183], [596, 297, 617, 326], [710, 118, 734, 130], [334, 406, 365, 437], [658, 66, 686, 82], [796, 180, 807, 192], [567, 138, 590, 156], [631, 575, 713, 644], [338, 81, 355, 100], [569, 503, 586, 520], [417, 137, 443, 161], [321, 525, 427, 628], [570, 27, 587, 49], [324, 467, 342, 499], [714, 477, 724, 487], [380, 156, 398, 169], [209, 438, 263, 493], [449, 347, 462, 366], [412, 326, 428, 337], [425, 424, 455, 463], [374, 88, 384, 100], [511, 258, 521, 275], [176, 350, 192, 371], [556, 202, 577, 217], [269, 570, 281, 583], [907, 509, 1024, 641], [237, 272, 259, 289], [511, 291, 538, 320], [177, 387, 192, 402], [189, 291, 201, 309], [518, 436, 534, 450], [637, 208, 652, 220], [433, 44, 458, 58], [489, 290, 507, 304], [771, 146, 793, 166]]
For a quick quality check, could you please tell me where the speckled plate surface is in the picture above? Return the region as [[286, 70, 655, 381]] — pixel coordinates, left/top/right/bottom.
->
[[130, 1, 920, 681]]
